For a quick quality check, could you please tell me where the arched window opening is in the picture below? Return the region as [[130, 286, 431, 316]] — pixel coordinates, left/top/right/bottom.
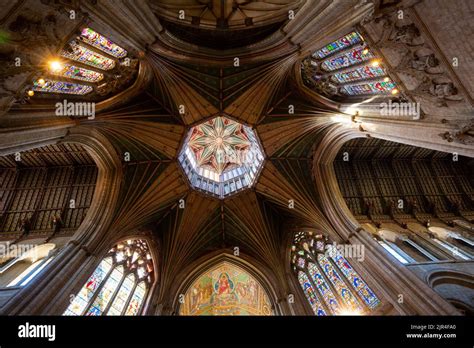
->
[[179, 261, 273, 316], [63, 239, 154, 316], [373, 235, 411, 264], [428, 227, 473, 260], [398, 237, 437, 263], [375, 230, 437, 264], [0, 243, 56, 288], [291, 231, 380, 315]]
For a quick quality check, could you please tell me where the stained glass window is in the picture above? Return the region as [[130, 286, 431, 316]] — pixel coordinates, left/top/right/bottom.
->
[[321, 46, 374, 71], [125, 282, 146, 316], [80, 28, 127, 58], [303, 31, 399, 98], [317, 254, 361, 311], [33, 79, 92, 95], [291, 231, 380, 315], [51, 64, 104, 83], [108, 274, 136, 315], [340, 79, 396, 95], [298, 271, 326, 316], [63, 239, 154, 316], [87, 266, 124, 316], [331, 65, 386, 84], [63, 257, 112, 316], [61, 41, 115, 70], [307, 262, 340, 313], [332, 253, 380, 309], [313, 31, 363, 59]]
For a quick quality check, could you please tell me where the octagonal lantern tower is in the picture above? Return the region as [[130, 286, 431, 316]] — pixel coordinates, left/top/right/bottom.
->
[[178, 116, 265, 199]]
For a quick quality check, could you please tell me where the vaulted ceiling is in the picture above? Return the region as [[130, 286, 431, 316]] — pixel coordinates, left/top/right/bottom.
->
[[1, 0, 473, 299]]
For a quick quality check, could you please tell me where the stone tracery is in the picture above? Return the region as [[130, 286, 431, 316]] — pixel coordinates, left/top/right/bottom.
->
[[0, 0, 472, 319]]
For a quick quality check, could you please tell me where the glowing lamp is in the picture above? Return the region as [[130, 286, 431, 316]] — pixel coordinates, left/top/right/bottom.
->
[[27, 90, 34, 97]]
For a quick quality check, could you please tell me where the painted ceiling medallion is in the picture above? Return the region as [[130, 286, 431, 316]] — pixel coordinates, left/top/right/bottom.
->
[[179, 116, 264, 199]]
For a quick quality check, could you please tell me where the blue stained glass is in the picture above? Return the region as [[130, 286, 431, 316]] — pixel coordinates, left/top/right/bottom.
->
[[314, 31, 363, 59], [340, 80, 396, 95], [87, 266, 124, 316], [332, 254, 380, 309], [63, 239, 153, 317], [107, 274, 135, 315], [317, 254, 362, 311], [125, 282, 146, 315], [332, 65, 386, 83], [63, 257, 112, 316], [321, 46, 374, 71], [308, 262, 340, 313], [298, 271, 326, 316], [33, 79, 92, 95]]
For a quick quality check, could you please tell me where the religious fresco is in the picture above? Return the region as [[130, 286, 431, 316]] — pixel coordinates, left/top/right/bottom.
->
[[179, 262, 273, 316]]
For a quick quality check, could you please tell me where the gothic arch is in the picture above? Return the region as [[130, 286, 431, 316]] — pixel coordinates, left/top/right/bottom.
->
[[62, 234, 159, 316], [0, 127, 123, 315], [171, 253, 280, 316], [283, 223, 329, 315], [310, 128, 459, 315], [425, 270, 474, 315]]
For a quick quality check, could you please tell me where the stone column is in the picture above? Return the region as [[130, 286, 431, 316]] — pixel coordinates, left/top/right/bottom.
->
[[312, 124, 461, 314], [0, 127, 123, 315]]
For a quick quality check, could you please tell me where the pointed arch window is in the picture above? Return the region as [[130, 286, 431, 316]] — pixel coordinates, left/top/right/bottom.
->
[[64, 239, 154, 316], [291, 231, 380, 315]]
